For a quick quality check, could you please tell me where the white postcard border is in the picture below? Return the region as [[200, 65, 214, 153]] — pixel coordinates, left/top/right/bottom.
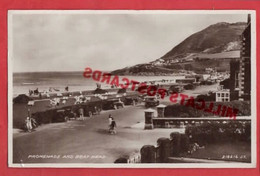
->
[[7, 10, 257, 168]]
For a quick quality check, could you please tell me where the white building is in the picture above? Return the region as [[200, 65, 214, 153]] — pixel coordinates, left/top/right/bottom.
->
[[216, 89, 230, 102]]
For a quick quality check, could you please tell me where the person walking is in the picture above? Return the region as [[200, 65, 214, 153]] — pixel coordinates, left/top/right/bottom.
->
[[79, 108, 84, 120], [108, 114, 113, 133], [25, 117, 32, 132], [108, 114, 112, 125], [108, 114, 112, 124], [110, 118, 117, 135], [31, 117, 38, 130]]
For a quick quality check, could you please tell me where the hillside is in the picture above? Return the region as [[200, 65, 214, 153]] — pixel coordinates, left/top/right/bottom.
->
[[111, 22, 246, 75]]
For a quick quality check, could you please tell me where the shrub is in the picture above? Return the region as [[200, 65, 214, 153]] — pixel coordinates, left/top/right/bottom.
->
[[195, 92, 216, 102], [164, 104, 212, 117], [185, 121, 251, 145], [114, 157, 128, 163], [164, 101, 250, 117]]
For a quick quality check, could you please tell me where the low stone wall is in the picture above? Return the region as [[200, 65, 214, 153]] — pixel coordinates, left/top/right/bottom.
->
[[152, 117, 251, 129], [153, 118, 184, 128], [114, 132, 190, 163], [140, 133, 190, 163], [116, 118, 251, 163], [144, 103, 251, 129]]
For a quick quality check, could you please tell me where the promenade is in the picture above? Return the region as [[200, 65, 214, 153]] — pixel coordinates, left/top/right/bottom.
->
[[13, 105, 184, 163]]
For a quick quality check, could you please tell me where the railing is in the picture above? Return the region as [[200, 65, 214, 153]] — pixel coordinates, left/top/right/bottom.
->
[[127, 152, 141, 163], [153, 116, 251, 128]]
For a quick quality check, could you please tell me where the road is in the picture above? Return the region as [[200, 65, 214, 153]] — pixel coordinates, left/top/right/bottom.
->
[[13, 104, 184, 164]]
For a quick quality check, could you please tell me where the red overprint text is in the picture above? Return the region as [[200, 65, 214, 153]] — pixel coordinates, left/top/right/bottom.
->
[[83, 67, 238, 120]]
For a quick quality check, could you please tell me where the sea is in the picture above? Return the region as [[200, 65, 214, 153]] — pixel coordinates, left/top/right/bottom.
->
[[13, 72, 185, 97]]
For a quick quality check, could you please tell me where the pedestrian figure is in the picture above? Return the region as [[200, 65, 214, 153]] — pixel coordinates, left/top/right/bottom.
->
[[31, 118, 38, 130], [108, 114, 113, 127], [110, 118, 117, 134], [79, 108, 85, 120], [69, 110, 76, 119], [34, 88, 39, 95], [108, 114, 113, 133], [29, 89, 33, 96], [25, 117, 32, 132]]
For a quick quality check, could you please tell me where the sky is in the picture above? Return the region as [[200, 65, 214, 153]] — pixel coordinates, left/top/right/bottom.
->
[[10, 12, 248, 72]]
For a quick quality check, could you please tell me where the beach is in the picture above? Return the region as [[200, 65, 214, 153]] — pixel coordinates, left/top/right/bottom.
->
[[13, 72, 185, 97], [12, 72, 220, 129]]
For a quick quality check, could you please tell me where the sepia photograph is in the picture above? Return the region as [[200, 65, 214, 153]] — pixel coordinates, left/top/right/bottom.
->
[[8, 10, 256, 168]]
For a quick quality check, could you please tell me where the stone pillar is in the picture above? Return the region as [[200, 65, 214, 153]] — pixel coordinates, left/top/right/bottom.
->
[[170, 132, 181, 157], [140, 145, 156, 163], [170, 133, 190, 155], [180, 134, 190, 153], [156, 104, 166, 117], [144, 108, 155, 129], [156, 137, 171, 163]]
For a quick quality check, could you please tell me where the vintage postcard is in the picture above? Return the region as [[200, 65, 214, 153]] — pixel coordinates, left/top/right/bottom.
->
[[8, 10, 256, 168]]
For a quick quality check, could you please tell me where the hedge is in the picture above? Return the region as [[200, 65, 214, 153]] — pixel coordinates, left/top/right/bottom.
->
[[164, 100, 251, 117], [185, 121, 251, 145]]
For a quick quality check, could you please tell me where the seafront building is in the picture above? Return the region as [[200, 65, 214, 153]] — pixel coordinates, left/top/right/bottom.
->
[[216, 88, 230, 102], [224, 14, 251, 102], [238, 15, 251, 101], [229, 60, 240, 101]]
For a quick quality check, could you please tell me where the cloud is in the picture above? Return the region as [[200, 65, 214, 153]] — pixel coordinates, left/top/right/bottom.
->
[[10, 12, 247, 72]]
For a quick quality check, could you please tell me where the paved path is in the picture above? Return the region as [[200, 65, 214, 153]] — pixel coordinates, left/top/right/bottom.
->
[[13, 104, 184, 164]]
